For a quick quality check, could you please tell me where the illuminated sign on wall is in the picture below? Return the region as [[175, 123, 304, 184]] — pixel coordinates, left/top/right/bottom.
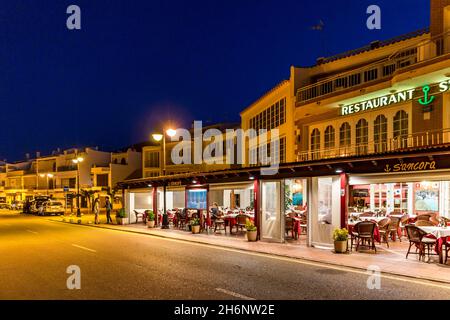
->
[[341, 80, 450, 115]]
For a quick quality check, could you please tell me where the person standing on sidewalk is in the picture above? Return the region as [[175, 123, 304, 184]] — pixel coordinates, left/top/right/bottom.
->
[[93, 196, 100, 224], [105, 197, 113, 224]]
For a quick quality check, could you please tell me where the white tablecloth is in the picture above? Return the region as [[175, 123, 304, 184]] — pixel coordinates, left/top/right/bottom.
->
[[417, 226, 450, 238], [360, 216, 386, 223]]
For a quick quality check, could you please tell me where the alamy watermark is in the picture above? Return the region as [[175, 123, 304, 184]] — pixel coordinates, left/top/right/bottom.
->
[[66, 265, 81, 289], [169, 121, 280, 175], [366, 5, 381, 30], [366, 265, 381, 290]]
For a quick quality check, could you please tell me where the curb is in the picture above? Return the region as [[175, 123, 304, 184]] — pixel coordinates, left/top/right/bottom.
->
[[47, 218, 450, 286]]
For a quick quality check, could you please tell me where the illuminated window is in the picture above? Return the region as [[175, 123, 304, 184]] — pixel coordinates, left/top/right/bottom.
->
[[324, 126, 335, 149], [374, 115, 387, 153], [339, 122, 351, 148], [311, 128, 320, 160], [356, 119, 368, 155], [394, 110, 408, 148]]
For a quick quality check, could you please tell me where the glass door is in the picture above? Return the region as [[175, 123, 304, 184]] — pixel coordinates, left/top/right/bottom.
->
[[311, 176, 341, 247], [261, 181, 283, 242]]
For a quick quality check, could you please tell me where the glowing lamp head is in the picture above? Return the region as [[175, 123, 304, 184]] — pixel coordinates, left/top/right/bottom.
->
[[152, 133, 163, 142], [166, 128, 176, 137]]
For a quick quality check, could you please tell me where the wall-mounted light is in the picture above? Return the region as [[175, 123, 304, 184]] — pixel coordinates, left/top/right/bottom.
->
[[249, 175, 255, 180], [335, 168, 343, 174]]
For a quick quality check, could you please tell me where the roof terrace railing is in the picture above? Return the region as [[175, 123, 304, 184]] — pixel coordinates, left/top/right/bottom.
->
[[296, 31, 449, 105]]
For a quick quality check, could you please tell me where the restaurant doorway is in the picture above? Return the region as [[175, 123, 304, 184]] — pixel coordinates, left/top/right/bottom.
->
[[284, 178, 308, 244], [261, 181, 283, 242], [310, 176, 341, 247]]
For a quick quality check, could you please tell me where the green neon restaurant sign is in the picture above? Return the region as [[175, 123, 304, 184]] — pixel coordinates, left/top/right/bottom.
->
[[341, 80, 450, 115]]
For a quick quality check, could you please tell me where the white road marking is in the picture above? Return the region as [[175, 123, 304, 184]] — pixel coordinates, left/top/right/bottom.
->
[[26, 230, 38, 234], [215, 288, 255, 300], [71, 244, 97, 253]]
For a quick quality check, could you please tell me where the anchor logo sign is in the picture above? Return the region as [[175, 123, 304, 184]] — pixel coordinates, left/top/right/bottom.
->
[[384, 164, 391, 173], [418, 85, 435, 106]]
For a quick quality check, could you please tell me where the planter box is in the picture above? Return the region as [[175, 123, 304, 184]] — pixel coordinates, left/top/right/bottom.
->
[[191, 225, 201, 234], [147, 220, 155, 228], [116, 217, 129, 225], [334, 240, 348, 253], [246, 230, 257, 242]]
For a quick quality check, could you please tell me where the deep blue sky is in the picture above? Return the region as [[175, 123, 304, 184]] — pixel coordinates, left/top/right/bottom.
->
[[0, 0, 428, 161]]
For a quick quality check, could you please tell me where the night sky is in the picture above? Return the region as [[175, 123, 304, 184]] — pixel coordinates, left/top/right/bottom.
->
[[0, 0, 428, 161]]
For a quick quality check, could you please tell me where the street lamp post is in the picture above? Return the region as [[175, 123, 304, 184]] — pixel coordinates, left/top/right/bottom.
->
[[72, 156, 84, 217], [152, 128, 176, 227], [39, 173, 54, 196]]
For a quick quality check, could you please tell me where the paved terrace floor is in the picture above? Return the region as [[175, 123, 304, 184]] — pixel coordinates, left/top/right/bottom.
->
[[48, 212, 450, 284]]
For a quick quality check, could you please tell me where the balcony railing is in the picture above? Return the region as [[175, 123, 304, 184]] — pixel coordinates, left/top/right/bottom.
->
[[296, 30, 449, 105], [296, 128, 450, 162], [57, 165, 77, 172]]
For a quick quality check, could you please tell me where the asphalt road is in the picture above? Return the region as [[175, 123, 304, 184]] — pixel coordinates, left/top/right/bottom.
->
[[1, 211, 450, 300]]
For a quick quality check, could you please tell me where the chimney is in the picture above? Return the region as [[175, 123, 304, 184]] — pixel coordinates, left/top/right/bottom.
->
[[370, 40, 380, 49], [36, 151, 41, 158], [430, 0, 450, 37], [25, 153, 30, 160]]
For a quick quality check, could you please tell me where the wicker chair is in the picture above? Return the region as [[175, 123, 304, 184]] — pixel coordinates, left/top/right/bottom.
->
[[377, 218, 391, 248], [285, 217, 296, 239], [444, 238, 450, 264], [415, 220, 435, 227], [405, 225, 437, 261], [417, 214, 431, 222], [213, 215, 226, 234], [233, 214, 248, 233], [353, 221, 377, 252], [400, 214, 410, 237], [389, 217, 401, 241], [430, 215, 440, 226]]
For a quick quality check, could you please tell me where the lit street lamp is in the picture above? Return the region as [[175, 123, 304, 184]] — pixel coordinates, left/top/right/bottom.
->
[[152, 128, 176, 227], [39, 173, 54, 196], [72, 156, 84, 217]]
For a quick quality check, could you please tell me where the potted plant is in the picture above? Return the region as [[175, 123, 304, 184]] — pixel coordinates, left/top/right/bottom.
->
[[116, 208, 126, 225], [245, 220, 257, 242], [191, 217, 201, 234], [146, 210, 155, 228], [333, 228, 349, 253]]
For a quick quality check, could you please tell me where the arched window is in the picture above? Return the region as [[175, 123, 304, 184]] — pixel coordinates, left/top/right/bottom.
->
[[310, 128, 320, 160], [374, 115, 387, 153], [356, 119, 368, 155], [393, 110, 408, 148], [339, 122, 351, 150], [324, 126, 335, 158]]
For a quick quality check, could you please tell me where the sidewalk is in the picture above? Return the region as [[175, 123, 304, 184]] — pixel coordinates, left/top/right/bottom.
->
[[48, 213, 450, 284]]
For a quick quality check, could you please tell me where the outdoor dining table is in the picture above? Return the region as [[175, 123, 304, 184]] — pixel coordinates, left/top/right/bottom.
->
[[417, 226, 450, 264]]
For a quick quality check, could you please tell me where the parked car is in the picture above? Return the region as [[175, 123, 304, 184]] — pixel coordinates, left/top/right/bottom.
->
[[11, 200, 24, 211], [30, 196, 51, 214], [0, 202, 11, 210], [41, 200, 65, 216]]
